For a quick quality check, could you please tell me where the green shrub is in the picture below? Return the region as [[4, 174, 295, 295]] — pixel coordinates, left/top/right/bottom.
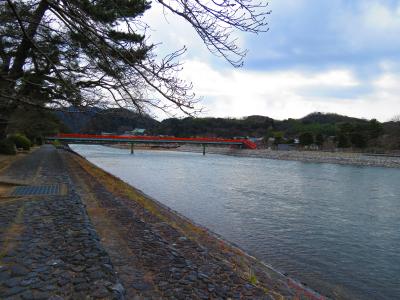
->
[[52, 139, 62, 147], [9, 134, 31, 150], [350, 133, 367, 148], [35, 137, 43, 145], [299, 132, 314, 146], [337, 134, 350, 148], [315, 133, 324, 146], [0, 139, 17, 155]]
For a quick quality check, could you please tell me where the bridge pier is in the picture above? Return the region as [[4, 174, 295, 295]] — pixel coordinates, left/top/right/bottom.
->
[[130, 143, 134, 154], [202, 144, 206, 155]]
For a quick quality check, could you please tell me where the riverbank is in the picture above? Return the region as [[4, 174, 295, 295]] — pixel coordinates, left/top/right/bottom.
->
[[176, 145, 400, 168], [0, 145, 327, 299], [107, 143, 400, 168]]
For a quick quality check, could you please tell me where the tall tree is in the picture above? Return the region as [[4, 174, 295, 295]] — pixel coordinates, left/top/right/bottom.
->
[[391, 115, 400, 122], [350, 132, 367, 149], [0, 0, 270, 136], [299, 132, 314, 146], [315, 133, 324, 147]]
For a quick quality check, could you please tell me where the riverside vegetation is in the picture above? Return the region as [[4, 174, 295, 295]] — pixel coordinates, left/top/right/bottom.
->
[[0, 134, 32, 155]]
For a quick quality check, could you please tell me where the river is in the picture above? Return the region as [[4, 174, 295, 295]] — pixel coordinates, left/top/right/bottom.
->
[[71, 144, 400, 299]]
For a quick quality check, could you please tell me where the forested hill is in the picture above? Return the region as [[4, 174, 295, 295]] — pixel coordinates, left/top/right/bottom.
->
[[152, 115, 275, 138], [56, 108, 159, 134], [150, 113, 376, 138]]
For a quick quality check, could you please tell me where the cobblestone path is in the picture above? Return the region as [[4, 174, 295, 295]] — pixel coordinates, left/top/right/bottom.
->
[[0, 146, 123, 299]]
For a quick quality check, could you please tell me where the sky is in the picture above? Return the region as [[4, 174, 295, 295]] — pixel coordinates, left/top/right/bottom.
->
[[143, 0, 400, 121]]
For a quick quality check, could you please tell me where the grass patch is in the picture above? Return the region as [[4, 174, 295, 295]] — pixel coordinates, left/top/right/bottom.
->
[[0, 183, 13, 196], [249, 269, 258, 285], [70, 154, 210, 239], [51, 139, 62, 147], [0, 205, 25, 260]]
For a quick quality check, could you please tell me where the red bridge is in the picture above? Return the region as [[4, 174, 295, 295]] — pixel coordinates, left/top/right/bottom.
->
[[46, 133, 257, 154]]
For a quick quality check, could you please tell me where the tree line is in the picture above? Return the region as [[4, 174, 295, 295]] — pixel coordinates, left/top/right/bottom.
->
[[2, 109, 399, 154]]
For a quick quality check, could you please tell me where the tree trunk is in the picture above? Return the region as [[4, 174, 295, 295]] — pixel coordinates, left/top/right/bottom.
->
[[0, 0, 49, 138], [8, 0, 49, 80]]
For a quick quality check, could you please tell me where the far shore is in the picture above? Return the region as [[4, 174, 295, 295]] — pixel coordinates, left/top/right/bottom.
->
[[105, 143, 400, 169]]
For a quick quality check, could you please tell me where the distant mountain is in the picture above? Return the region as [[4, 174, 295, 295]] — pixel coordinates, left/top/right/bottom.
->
[[299, 112, 368, 124], [54, 107, 101, 133], [152, 115, 274, 138], [55, 107, 159, 134]]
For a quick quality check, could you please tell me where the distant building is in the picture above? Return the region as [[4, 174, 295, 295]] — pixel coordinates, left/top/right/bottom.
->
[[277, 144, 296, 151], [248, 137, 264, 146], [123, 128, 146, 136], [304, 144, 319, 151], [265, 137, 275, 147], [248, 137, 263, 142]]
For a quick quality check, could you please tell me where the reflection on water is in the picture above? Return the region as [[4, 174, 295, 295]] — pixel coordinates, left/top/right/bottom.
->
[[71, 144, 400, 300]]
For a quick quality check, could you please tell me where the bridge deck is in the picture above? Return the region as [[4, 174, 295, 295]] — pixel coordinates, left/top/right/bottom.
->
[[46, 134, 257, 149]]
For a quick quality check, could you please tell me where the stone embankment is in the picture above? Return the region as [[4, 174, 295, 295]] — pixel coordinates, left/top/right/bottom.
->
[[177, 145, 400, 168], [0, 145, 327, 299]]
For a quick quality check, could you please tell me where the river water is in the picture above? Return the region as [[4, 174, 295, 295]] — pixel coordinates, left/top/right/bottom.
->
[[71, 144, 400, 299]]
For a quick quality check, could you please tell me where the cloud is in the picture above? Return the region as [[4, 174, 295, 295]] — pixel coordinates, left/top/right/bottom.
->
[[175, 60, 400, 121], [246, 0, 400, 71], [141, 1, 400, 121], [356, 1, 400, 32]]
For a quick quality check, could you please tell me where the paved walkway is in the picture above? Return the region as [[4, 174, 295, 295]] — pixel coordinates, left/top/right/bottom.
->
[[0, 146, 122, 299]]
